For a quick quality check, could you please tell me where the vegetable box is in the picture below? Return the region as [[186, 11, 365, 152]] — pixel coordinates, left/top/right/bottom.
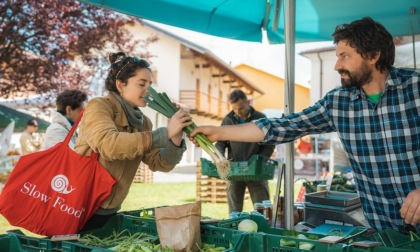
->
[[201, 154, 278, 181], [6, 230, 62, 252], [0, 233, 25, 252], [205, 213, 368, 252], [62, 213, 246, 252]]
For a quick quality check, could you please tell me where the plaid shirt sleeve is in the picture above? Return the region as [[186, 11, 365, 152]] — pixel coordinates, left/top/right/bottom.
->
[[254, 95, 336, 144]]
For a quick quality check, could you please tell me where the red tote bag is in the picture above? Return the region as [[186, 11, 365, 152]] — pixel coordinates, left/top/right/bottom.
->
[[0, 110, 117, 236]]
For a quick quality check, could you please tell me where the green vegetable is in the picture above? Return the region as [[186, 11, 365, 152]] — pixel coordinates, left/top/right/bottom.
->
[[80, 230, 155, 251], [198, 243, 226, 252], [299, 242, 315, 250], [145, 86, 230, 179], [280, 239, 296, 247], [297, 234, 315, 250], [237, 219, 258, 232], [280, 231, 318, 249], [332, 175, 347, 185], [410, 231, 420, 241]]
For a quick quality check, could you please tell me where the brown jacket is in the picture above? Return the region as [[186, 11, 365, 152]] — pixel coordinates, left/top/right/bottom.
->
[[75, 93, 184, 213]]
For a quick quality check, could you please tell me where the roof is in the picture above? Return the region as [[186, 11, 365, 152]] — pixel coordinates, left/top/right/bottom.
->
[[142, 21, 264, 94], [299, 46, 336, 55], [0, 104, 50, 132], [235, 63, 310, 89]]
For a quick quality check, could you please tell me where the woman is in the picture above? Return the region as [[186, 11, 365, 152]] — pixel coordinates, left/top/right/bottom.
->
[[75, 52, 192, 231]]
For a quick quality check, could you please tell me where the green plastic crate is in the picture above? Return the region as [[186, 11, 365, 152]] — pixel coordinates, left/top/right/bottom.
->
[[0, 234, 24, 252], [119, 206, 220, 223], [253, 232, 348, 252], [209, 214, 367, 246], [346, 245, 420, 252], [360, 229, 420, 251], [62, 214, 158, 252], [63, 214, 246, 252], [118, 206, 160, 219], [7, 230, 62, 252], [201, 225, 245, 251], [201, 154, 278, 181]]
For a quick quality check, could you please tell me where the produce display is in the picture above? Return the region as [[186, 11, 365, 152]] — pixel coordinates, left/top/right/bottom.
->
[[279, 232, 315, 250], [79, 231, 226, 252], [2, 208, 420, 252], [302, 173, 356, 194], [79, 231, 160, 251]]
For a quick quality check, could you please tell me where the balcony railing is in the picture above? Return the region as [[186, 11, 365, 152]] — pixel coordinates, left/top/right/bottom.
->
[[180, 90, 229, 119]]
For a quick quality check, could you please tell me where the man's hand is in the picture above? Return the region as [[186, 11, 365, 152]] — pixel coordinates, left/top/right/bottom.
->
[[189, 123, 265, 145], [400, 188, 420, 225], [190, 126, 219, 144]]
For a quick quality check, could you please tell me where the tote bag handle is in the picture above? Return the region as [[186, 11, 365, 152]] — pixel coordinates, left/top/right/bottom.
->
[[63, 108, 85, 146]]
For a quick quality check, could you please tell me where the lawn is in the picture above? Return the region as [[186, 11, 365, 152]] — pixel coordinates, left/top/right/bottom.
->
[[0, 180, 304, 236]]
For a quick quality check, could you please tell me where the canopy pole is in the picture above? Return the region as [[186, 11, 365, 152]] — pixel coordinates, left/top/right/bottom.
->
[[283, 0, 296, 230]]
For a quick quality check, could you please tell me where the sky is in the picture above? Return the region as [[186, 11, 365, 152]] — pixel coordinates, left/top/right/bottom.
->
[[147, 20, 335, 86]]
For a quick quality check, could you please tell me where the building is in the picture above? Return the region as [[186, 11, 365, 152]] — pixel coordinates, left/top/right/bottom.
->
[[126, 21, 266, 164], [235, 64, 310, 116]]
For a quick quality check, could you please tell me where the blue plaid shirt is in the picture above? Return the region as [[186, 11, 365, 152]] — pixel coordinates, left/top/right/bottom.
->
[[254, 66, 420, 231]]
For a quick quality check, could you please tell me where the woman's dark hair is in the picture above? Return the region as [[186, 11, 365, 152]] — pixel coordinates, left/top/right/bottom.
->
[[56, 90, 88, 116], [332, 17, 394, 72], [105, 52, 151, 93]]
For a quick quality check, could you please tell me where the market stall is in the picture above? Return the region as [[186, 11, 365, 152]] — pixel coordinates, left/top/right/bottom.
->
[[1, 1, 419, 251], [76, 0, 420, 230]]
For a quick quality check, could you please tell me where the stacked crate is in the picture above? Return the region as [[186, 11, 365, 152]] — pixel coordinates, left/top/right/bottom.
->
[[133, 162, 154, 183], [196, 161, 250, 203]]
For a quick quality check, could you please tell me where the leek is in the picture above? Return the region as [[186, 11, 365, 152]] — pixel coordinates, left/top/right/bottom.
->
[[145, 86, 230, 179]]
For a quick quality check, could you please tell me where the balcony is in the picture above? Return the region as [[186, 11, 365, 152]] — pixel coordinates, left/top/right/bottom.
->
[[180, 90, 229, 120]]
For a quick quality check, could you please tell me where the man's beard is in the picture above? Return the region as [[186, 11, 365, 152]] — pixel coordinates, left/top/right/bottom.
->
[[339, 61, 373, 88]]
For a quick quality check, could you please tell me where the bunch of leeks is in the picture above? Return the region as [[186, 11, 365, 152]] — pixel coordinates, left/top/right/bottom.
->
[[144, 86, 230, 179]]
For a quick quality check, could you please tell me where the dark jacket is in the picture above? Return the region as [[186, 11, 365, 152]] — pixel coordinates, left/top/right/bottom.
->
[[216, 106, 275, 161]]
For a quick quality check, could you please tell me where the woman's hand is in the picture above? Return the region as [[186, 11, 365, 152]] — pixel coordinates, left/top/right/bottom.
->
[[167, 109, 192, 146]]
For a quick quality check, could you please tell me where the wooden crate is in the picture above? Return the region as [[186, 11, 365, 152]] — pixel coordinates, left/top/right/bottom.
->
[[133, 162, 154, 183], [196, 161, 250, 203]]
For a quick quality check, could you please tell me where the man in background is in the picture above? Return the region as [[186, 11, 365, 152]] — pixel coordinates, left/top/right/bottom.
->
[[43, 89, 87, 149], [216, 89, 275, 214], [19, 119, 41, 155]]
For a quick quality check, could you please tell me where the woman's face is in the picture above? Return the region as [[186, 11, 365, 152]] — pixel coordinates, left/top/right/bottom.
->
[[118, 68, 152, 107]]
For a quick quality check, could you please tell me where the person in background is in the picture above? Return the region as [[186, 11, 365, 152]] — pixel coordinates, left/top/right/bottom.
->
[[19, 119, 41, 155], [295, 135, 313, 155], [75, 52, 192, 231], [190, 17, 420, 233], [43, 90, 88, 149], [216, 89, 275, 214]]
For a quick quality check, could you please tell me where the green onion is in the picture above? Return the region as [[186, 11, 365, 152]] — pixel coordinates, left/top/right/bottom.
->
[[145, 86, 230, 179]]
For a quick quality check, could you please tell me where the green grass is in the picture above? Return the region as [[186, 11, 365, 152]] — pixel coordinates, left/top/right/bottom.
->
[[0, 180, 304, 236]]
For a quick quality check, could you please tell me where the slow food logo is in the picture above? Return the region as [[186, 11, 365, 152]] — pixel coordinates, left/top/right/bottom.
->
[[20, 174, 85, 218], [51, 175, 76, 194]]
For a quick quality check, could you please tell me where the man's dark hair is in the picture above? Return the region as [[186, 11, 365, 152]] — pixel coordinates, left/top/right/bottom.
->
[[56, 90, 88, 116], [229, 89, 248, 103], [332, 17, 395, 72], [26, 119, 38, 126]]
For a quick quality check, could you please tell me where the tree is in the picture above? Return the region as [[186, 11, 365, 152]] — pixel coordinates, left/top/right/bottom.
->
[[0, 0, 158, 104]]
